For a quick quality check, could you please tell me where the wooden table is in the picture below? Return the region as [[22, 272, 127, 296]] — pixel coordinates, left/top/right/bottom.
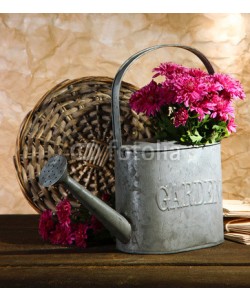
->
[[0, 215, 250, 288]]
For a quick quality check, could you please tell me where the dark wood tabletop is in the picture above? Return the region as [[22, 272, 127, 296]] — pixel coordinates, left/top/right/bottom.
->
[[0, 214, 250, 288]]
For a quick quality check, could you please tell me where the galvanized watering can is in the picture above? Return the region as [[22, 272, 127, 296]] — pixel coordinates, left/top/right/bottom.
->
[[39, 44, 224, 254]]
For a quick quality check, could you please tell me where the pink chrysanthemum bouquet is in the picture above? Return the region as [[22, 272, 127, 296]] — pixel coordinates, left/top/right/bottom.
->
[[39, 194, 114, 248], [129, 62, 245, 145]]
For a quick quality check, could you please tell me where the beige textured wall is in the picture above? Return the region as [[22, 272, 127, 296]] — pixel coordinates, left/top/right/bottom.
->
[[0, 13, 249, 214]]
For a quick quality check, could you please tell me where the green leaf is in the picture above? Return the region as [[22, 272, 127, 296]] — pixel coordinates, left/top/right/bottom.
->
[[149, 105, 232, 145], [187, 129, 203, 143]]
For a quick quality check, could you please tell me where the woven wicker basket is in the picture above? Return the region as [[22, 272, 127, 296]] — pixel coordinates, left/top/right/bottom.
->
[[14, 76, 151, 213]]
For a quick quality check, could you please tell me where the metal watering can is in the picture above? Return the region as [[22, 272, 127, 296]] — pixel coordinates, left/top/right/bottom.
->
[[39, 44, 224, 254]]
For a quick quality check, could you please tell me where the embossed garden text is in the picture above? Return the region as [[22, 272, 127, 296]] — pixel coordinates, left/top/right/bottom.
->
[[156, 180, 221, 211]]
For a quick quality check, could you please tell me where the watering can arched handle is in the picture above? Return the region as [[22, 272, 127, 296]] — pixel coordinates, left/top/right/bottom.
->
[[111, 44, 215, 150]]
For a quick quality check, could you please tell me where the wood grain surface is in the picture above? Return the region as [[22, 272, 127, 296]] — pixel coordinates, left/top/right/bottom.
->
[[0, 215, 250, 287]]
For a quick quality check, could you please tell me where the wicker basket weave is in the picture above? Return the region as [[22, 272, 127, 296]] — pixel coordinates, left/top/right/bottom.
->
[[14, 76, 151, 213]]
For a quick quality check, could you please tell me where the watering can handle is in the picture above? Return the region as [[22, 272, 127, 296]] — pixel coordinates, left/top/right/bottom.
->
[[111, 44, 215, 150]]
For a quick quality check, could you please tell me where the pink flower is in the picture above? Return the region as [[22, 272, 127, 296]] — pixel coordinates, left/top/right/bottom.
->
[[189, 98, 215, 121], [173, 107, 189, 127], [189, 105, 206, 121], [38, 198, 97, 248], [39, 210, 55, 241], [172, 75, 206, 106], [153, 62, 189, 79], [153, 62, 208, 80], [210, 95, 235, 121], [56, 199, 71, 226], [188, 67, 208, 78], [199, 75, 223, 93], [214, 73, 246, 99], [129, 80, 166, 116], [154, 64, 209, 107], [157, 81, 177, 105], [49, 223, 74, 245], [72, 223, 89, 248], [227, 118, 237, 133], [130, 60, 245, 144]]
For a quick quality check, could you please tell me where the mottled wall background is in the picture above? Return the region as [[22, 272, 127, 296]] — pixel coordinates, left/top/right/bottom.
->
[[0, 13, 249, 214]]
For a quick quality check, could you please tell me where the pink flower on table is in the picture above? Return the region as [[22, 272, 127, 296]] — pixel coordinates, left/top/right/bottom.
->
[[39, 210, 55, 241], [49, 223, 74, 245], [72, 223, 89, 248], [129, 80, 165, 116], [56, 199, 71, 226], [173, 107, 189, 127]]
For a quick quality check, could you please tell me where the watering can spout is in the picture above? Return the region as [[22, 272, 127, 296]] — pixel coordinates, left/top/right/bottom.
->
[[39, 155, 132, 244]]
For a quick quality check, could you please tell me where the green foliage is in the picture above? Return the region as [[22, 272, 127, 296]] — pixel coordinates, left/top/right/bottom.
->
[[152, 108, 230, 145]]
